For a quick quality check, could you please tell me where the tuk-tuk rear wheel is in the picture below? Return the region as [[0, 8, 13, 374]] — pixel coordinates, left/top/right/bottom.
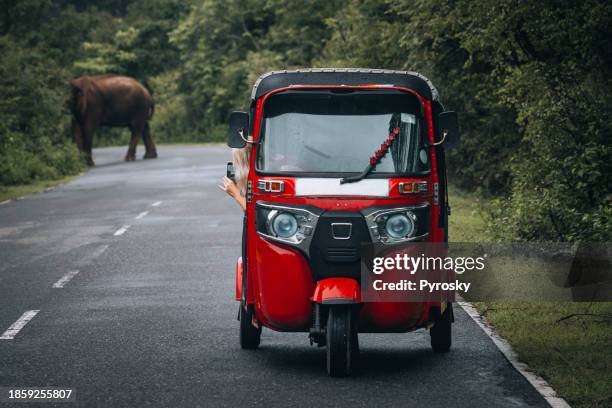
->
[[430, 304, 452, 353], [326, 306, 356, 377], [239, 303, 261, 349]]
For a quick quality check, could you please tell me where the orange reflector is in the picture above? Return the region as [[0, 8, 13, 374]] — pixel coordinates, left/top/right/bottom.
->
[[400, 183, 414, 193], [258, 180, 285, 193], [269, 181, 283, 192]]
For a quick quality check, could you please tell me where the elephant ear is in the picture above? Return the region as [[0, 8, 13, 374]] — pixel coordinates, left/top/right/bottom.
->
[[69, 79, 87, 113]]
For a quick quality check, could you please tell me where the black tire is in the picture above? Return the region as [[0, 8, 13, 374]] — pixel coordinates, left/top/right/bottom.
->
[[239, 303, 261, 349], [430, 304, 452, 353], [326, 306, 355, 377]]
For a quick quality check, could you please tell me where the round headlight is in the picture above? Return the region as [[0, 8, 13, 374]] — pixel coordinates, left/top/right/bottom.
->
[[385, 214, 414, 239], [272, 212, 298, 238]]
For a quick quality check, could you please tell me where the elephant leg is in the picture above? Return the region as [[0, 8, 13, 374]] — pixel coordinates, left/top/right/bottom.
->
[[72, 119, 84, 152], [142, 123, 158, 159], [83, 122, 95, 166], [125, 127, 139, 161]]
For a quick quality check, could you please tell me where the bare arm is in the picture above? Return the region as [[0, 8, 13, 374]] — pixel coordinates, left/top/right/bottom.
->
[[235, 195, 246, 211], [218, 176, 246, 211]]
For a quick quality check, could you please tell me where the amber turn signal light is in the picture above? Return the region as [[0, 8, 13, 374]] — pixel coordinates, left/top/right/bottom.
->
[[398, 181, 428, 194], [258, 180, 285, 193]]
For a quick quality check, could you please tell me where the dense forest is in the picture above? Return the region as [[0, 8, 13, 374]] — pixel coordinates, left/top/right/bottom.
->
[[0, 0, 610, 241]]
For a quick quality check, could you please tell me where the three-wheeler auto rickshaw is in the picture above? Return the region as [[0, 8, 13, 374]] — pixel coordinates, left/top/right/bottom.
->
[[227, 69, 460, 377]]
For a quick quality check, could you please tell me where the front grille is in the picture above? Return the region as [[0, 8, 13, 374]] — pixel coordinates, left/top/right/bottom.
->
[[309, 210, 371, 281], [326, 247, 359, 263]]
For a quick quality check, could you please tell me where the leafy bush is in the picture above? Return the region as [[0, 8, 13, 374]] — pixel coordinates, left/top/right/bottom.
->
[[472, 0, 612, 241], [0, 38, 82, 185], [149, 70, 203, 143]]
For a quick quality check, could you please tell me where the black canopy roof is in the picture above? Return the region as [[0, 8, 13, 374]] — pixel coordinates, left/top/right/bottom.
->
[[251, 68, 439, 101]]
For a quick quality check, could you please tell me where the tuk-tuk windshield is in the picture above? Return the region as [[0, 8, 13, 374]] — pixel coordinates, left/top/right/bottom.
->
[[256, 90, 430, 176]]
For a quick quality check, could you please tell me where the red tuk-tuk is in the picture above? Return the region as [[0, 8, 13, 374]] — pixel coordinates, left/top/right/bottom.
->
[[227, 69, 460, 376]]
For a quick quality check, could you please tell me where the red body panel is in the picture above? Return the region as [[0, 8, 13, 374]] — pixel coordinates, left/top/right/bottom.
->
[[312, 278, 361, 304], [235, 257, 243, 302], [239, 85, 445, 333], [252, 236, 314, 331]]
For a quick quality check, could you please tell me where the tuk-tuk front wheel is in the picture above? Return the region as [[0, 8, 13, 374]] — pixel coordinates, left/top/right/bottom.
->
[[326, 306, 357, 377], [239, 303, 261, 349], [430, 304, 452, 353]]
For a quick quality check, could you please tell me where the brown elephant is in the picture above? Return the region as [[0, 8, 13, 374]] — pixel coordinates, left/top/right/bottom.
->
[[68, 74, 158, 165]]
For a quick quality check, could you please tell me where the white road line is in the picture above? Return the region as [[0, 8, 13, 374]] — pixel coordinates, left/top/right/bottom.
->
[[0, 310, 40, 340], [135, 211, 149, 219], [91, 244, 109, 258], [77, 244, 109, 267], [458, 301, 571, 408], [113, 225, 130, 236], [52, 270, 80, 288], [0, 199, 11, 205], [151, 201, 162, 207]]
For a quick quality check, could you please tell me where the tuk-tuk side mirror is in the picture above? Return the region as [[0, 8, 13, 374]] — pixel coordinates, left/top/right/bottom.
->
[[435, 111, 460, 149], [228, 111, 249, 148]]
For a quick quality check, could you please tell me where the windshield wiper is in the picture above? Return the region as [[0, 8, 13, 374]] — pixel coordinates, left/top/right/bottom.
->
[[340, 127, 400, 184]]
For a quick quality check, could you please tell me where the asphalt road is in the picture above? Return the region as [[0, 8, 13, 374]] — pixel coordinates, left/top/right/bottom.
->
[[0, 146, 549, 407]]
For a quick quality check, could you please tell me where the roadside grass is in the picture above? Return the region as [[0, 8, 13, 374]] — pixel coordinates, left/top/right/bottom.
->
[[448, 184, 612, 408], [477, 302, 612, 408], [0, 174, 82, 202], [447, 184, 489, 243]]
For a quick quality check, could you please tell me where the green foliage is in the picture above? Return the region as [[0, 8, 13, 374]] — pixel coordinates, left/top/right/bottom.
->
[[316, 0, 405, 68], [148, 69, 202, 143], [471, 0, 612, 241], [0, 0, 610, 242], [75, 27, 139, 75], [74, 0, 191, 80], [169, 0, 341, 141], [0, 37, 81, 185]]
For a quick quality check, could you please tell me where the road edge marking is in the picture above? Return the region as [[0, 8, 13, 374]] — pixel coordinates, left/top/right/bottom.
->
[[52, 270, 80, 288], [113, 225, 130, 236], [0, 310, 40, 340], [457, 300, 572, 408], [0, 199, 11, 205], [151, 201, 162, 207]]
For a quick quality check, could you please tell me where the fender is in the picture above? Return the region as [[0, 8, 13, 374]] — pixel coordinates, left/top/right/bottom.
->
[[235, 257, 243, 302], [312, 277, 361, 304]]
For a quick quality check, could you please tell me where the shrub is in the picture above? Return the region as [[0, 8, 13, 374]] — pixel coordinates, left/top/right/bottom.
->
[[0, 38, 82, 186]]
